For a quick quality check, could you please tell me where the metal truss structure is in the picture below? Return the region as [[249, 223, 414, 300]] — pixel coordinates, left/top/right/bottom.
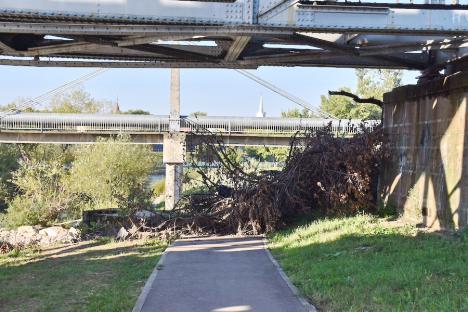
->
[[1, 0, 468, 72]]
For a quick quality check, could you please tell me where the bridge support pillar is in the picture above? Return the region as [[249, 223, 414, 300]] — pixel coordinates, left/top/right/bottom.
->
[[380, 71, 468, 230], [163, 132, 185, 210], [164, 69, 184, 210], [165, 163, 184, 211]]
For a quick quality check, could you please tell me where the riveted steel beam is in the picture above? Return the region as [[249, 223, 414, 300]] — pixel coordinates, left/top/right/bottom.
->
[[1, 1, 468, 70], [0, 39, 15, 53], [224, 36, 251, 61]]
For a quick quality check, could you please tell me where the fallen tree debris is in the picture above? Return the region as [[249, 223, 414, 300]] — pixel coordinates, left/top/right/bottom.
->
[[152, 123, 387, 237]]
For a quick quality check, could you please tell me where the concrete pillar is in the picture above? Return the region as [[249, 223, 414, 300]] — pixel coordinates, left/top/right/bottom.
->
[[169, 68, 181, 133], [164, 68, 184, 210], [165, 163, 183, 210]]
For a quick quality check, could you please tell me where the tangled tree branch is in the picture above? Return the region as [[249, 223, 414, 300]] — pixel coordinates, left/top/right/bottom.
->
[[329, 90, 383, 107], [148, 122, 388, 238]]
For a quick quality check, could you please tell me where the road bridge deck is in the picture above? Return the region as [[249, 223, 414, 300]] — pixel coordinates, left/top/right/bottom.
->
[[0, 113, 378, 145]]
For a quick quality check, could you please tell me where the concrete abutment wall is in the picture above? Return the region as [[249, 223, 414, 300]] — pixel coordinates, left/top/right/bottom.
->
[[380, 71, 468, 230]]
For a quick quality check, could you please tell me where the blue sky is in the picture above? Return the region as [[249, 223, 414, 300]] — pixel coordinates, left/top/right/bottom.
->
[[0, 66, 419, 117]]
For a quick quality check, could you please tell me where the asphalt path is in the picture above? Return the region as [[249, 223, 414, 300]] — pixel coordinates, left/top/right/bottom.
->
[[134, 236, 312, 312]]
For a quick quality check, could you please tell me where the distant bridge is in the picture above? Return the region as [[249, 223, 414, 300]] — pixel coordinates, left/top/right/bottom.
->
[[0, 113, 378, 146]]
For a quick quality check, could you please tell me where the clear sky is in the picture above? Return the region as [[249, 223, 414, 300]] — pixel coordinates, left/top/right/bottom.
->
[[0, 66, 419, 117]]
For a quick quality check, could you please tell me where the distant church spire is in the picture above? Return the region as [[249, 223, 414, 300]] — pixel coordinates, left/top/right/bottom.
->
[[256, 96, 266, 118]]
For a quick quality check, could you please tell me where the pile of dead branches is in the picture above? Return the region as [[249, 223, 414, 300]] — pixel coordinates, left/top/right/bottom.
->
[[155, 123, 387, 237]]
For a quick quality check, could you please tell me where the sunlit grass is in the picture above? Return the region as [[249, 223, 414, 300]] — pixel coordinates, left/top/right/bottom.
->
[[269, 215, 468, 312], [0, 239, 166, 312]]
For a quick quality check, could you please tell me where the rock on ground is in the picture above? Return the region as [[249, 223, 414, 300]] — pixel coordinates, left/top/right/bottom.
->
[[0, 226, 81, 249]]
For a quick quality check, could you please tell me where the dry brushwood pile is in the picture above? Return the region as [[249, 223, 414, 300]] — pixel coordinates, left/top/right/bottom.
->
[[155, 123, 387, 236]]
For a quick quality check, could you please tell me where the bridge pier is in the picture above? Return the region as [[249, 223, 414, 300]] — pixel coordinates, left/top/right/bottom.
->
[[164, 69, 184, 210], [380, 71, 468, 230]]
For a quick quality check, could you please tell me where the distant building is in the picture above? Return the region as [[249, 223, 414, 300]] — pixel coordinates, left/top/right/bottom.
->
[[112, 98, 121, 114], [256, 96, 266, 118]]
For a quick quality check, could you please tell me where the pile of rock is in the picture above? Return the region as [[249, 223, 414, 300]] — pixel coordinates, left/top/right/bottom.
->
[[0, 225, 81, 249]]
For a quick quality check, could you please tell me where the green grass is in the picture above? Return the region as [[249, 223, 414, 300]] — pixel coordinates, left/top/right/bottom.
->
[[0, 239, 166, 312], [269, 215, 468, 312]]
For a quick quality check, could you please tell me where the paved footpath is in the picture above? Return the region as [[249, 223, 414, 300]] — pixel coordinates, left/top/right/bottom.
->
[[134, 236, 313, 312]]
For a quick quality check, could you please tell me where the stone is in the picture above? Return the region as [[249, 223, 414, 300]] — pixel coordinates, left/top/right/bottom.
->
[[9, 226, 40, 246], [116, 227, 129, 241], [39, 226, 69, 245], [1, 225, 83, 248], [67, 227, 81, 243], [0, 229, 9, 242]]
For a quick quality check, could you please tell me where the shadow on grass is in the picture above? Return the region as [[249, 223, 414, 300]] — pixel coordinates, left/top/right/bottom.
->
[[271, 228, 467, 312], [0, 240, 165, 312]]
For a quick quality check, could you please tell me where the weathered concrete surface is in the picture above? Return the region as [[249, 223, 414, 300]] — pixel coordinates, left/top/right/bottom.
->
[[381, 71, 468, 229], [164, 163, 183, 210], [137, 236, 310, 312]]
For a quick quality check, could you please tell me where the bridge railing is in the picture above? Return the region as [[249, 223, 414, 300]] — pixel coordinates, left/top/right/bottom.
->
[[0, 113, 379, 135], [184, 117, 379, 135]]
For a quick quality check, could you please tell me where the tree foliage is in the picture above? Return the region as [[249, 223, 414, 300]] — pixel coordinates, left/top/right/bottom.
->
[[320, 69, 402, 120], [243, 146, 289, 163], [0, 98, 39, 113], [49, 88, 113, 114], [281, 108, 317, 118], [190, 111, 208, 118], [124, 109, 151, 115], [0, 145, 21, 212], [69, 135, 157, 212], [356, 69, 403, 101], [6, 157, 78, 227], [3, 137, 157, 227]]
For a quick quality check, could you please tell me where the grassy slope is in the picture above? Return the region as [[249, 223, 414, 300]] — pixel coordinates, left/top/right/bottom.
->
[[269, 215, 468, 312], [0, 239, 166, 312]]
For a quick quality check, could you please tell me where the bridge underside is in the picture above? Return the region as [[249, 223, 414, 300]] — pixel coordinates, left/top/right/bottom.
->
[[0, 1, 468, 72]]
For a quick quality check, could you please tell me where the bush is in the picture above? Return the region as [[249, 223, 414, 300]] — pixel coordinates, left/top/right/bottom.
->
[[153, 180, 165, 198], [5, 158, 80, 227], [4, 138, 157, 227], [70, 135, 157, 213], [0, 145, 21, 212]]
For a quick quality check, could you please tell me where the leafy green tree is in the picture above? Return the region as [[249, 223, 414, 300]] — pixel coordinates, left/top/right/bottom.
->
[[320, 69, 402, 120], [320, 87, 356, 119], [356, 69, 402, 101], [69, 135, 157, 212], [281, 108, 317, 118], [0, 145, 21, 212], [20, 144, 75, 165], [6, 157, 78, 227], [4, 144, 79, 226], [49, 88, 112, 113], [243, 146, 289, 163], [0, 98, 39, 113], [190, 111, 208, 118], [124, 109, 151, 115]]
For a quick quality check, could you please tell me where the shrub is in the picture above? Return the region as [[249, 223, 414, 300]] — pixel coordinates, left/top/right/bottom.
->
[[5, 158, 80, 227], [153, 180, 165, 198], [0, 144, 21, 212], [70, 135, 157, 213]]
